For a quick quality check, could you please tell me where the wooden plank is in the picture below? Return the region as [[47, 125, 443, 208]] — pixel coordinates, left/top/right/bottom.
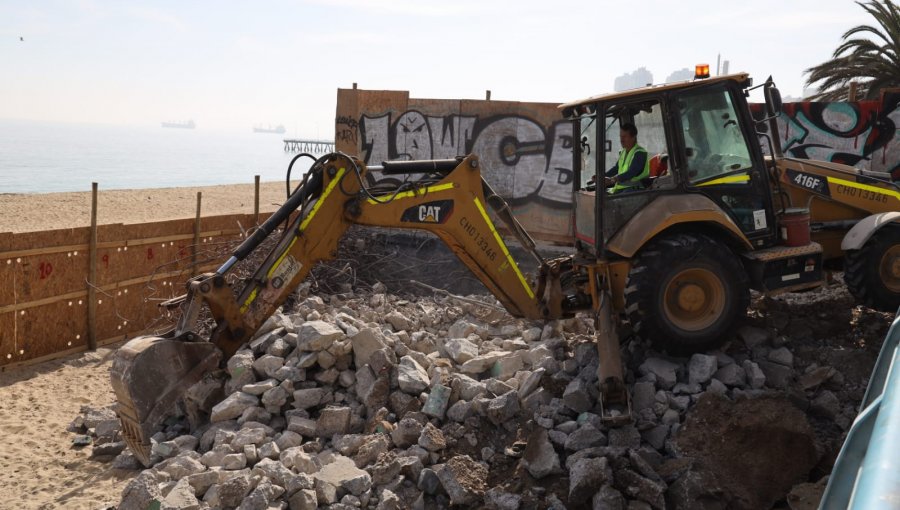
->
[[0, 263, 219, 314], [0, 330, 147, 372], [0, 229, 240, 259]]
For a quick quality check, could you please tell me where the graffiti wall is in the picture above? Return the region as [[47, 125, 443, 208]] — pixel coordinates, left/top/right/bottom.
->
[[335, 89, 574, 243], [750, 91, 900, 180], [335, 88, 900, 243]]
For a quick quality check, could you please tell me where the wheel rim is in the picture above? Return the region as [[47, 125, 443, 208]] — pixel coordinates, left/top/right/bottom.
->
[[663, 267, 726, 332], [879, 244, 900, 293]]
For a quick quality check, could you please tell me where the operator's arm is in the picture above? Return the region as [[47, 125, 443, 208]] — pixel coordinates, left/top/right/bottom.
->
[[610, 151, 647, 185], [605, 162, 619, 178]]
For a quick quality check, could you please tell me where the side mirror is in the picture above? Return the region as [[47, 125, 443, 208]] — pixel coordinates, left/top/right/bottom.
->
[[765, 85, 783, 117]]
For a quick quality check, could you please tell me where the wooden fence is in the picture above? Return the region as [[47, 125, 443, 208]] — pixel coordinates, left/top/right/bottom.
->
[[0, 197, 266, 369]]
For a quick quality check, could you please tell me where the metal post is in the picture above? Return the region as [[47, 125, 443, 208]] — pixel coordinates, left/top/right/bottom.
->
[[486, 90, 491, 101], [87, 182, 98, 350]]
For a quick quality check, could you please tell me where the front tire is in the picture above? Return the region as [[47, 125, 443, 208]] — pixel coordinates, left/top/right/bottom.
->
[[845, 226, 900, 312], [625, 233, 749, 353]]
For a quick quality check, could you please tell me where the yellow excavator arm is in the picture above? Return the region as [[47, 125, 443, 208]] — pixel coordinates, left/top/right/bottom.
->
[[111, 152, 623, 465]]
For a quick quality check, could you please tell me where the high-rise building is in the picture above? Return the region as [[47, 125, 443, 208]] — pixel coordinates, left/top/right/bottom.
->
[[665, 68, 694, 83], [614, 67, 654, 92]]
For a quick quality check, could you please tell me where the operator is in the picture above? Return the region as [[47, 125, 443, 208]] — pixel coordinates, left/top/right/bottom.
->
[[604, 123, 650, 193]]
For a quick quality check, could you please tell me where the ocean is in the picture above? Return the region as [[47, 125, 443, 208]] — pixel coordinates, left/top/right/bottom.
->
[[0, 119, 319, 194]]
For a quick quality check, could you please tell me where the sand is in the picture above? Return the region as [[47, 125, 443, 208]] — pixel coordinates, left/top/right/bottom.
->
[[0, 347, 135, 509], [0, 181, 292, 234]]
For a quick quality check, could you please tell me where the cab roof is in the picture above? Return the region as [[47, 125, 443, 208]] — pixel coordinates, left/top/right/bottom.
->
[[559, 72, 751, 117]]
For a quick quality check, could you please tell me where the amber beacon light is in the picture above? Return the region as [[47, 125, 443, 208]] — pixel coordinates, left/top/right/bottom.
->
[[694, 64, 711, 79]]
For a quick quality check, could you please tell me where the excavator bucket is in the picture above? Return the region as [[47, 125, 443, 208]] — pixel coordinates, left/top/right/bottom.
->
[[110, 335, 222, 466]]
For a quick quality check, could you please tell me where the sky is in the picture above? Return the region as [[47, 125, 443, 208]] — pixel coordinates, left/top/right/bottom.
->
[[0, 0, 875, 136]]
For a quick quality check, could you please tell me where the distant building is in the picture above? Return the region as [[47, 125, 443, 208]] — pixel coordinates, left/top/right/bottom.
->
[[802, 86, 819, 99], [665, 68, 694, 83], [614, 67, 653, 92]]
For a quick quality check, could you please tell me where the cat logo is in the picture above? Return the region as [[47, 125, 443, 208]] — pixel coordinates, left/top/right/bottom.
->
[[401, 200, 454, 224], [419, 205, 441, 223]]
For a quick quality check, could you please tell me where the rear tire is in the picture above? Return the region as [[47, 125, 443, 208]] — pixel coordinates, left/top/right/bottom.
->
[[625, 233, 749, 353], [845, 226, 900, 312]]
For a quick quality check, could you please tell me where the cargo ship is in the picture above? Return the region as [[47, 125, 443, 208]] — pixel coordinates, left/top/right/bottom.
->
[[253, 124, 286, 134], [161, 120, 196, 129]]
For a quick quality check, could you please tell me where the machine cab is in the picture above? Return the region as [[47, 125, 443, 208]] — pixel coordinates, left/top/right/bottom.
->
[[563, 72, 779, 257]]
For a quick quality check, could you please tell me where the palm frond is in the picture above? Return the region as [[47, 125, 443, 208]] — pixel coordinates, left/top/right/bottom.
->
[[805, 0, 900, 100]]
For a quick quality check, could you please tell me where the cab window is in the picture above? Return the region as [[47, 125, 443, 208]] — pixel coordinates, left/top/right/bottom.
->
[[604, 100, 673, 191], [676, 88, 753, 184]]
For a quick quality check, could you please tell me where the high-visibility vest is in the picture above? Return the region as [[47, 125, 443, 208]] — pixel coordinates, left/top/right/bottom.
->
[[612, 144, 650, 193]]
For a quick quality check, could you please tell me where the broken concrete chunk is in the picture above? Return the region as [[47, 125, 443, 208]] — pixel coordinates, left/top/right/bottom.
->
[[422, 384, 451, 419], [350, 327, 387, 367], [288, 488, 317, 510], [217, 473, 252, 508], [563, 378, 593, 414], [713, 363, 746, 388], [444, 337, 480, 364], [286, 416, 317, 437], [315, 454, 372, 497], [261, 385, 290, 409], [242, 378, 279, 396], [522, 327, 542, 343], [391, 418, 424, 449], [316, 406, 351, 437], [688, 354, 718, 385], [397, 356, 430, 394], [461, 351, 512, 375], [639, 358, 680, 390], [157, 454, 206, 480], [743, 360, 767, 389], [435, 455, 488, 506], [296, 320, 344, 351], [211, 392, 259, 423], [486, 390, 521, 425], [522, 428, 561, 479], [565, 423, 607, 451], [384, 310, 411, 331], [768, 347, 795, 368], [292, 388, 327, 410], [418, 422, 447, 452], [758, 360, 793, 389], [253, 355, 285, 379], [252, 457, 295, 487], [569, 456, 612, 504]]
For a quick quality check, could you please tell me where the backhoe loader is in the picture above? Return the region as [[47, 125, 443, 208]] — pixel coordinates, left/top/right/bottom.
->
[[112, 70, 900, 466]]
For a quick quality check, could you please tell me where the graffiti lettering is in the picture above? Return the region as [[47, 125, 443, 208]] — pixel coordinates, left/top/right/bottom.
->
[[358, 111, 574, 207], [335, 116, 359, 144], [336, 115, 358, 130], [752, 93, 900, 180], [336, 129, 356, 143]]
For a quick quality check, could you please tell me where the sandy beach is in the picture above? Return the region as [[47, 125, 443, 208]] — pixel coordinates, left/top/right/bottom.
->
[[0, 181, 291, 234], [0, 347, 134, 510]]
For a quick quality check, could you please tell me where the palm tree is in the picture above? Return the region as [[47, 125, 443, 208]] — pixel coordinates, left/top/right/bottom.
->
[[805, 0, 900, 101]]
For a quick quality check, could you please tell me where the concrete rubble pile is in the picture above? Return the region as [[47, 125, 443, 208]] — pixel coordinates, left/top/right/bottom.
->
[[73, 282, 864, 510]]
